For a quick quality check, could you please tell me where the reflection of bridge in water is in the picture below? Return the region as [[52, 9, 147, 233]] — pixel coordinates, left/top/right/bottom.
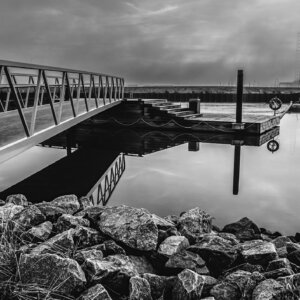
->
[[0, 125, 280, 203]]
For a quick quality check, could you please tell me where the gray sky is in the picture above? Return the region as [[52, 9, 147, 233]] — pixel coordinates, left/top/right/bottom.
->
[[1, 0, 300, 85]]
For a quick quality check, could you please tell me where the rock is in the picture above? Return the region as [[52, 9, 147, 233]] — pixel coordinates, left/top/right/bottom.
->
[[277, 246, 288, 258], [287, 250, 300, 266], [295, 232, 300, 242], [78, 283, 112, 300], [286, 242, 300, 254], [34, 203, 66, 222], [83, 254, 139, 294], [222, 217, 261, 241], [0, 200, 5, 206], [164, 215, 179, 225], [74, 249, 103, 264], [152, 214, 175, 230], [188, 235, 238, 276], [223, 263, 263, 276], [272, 236, 292, 249], [78, 196, 93, 210], [97, 205, 158, 251], [56, 214, 90, 233], [6, 194, 28, 206], [165, 250, 209, 275], [19, 253, 86, 295], [0, 203, 24, 223], [158, 228, 180, 245], [10, 205, 45, 233], [21, 221, 53, 242], [252, 279, 286, 300], [49, 194, 80, 214], [129, 276, 152, 300], [129, 255, 156, 275], [85, 240, 126, 256], [142, 273, 175, 300], [266, 258, 291, 271], [178, 207, 212, 243], [239, 240, 278, 266], [263, 268, 294, 279], [158, 236, 189, 257], [172, 269, 217, 300], [72, 226, 106, 248], [74, 206, 105, 224], [210, 270, 255, 300], [30, 228, 74, 255]]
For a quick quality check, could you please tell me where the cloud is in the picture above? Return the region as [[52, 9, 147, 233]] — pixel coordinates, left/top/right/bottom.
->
[[0, 0, 299, 85]]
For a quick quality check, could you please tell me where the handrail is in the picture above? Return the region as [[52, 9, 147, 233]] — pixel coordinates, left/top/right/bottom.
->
[[0, 59, 122, 79], [0, 60, 125, 138]]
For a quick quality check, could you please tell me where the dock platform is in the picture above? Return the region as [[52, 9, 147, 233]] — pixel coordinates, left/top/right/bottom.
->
[[91, 99, 281, 135]]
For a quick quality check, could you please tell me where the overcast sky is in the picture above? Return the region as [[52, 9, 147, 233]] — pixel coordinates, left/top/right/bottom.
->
[[1, 0, 300, 85]]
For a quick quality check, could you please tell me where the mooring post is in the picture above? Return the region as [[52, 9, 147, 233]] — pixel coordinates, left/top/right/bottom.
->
[[236, 70, 243, 123]]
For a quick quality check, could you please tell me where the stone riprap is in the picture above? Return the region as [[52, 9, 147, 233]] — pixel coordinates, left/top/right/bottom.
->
[[0, 194, 300, 299]]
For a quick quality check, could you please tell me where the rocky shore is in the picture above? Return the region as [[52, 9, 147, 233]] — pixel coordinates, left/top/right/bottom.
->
[[1, 194, 300, 300]]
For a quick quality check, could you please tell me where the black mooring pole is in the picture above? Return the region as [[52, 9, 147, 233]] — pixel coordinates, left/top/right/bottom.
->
[[233, 145, 241, 195], [236, 70, 243, 123]]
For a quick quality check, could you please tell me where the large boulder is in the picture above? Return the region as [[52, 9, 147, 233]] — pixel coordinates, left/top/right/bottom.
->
[[97, 206, 158, 251], [0, 203, 24, 223], [158, 236, 189, 257], [252, 279, 288, 300], [188, 234, 238, 276], [222, 217, 261, 241], [165, 250, 209, 275], [172, 269, 217, 300], [239, 240, 278, 266], [49, 194, 80, 214], [72, 225, 106, 248], [74, 249, 103, 265], [178, 208, 212, 243], [210, 270, 264, 300], [84, 240, 126, 257], [10, 205, 45, 233], [78, 283, 112, 300], [19, 253, 86, 295], [129, 276, 152, 300], [34, 203, 66, 222], [21, 221, 53, 242], [142, 273, 176, 300], [129, 255, 156, 275], [151, 214, 176, 230], [83, 254, 139, 294], [277, 273, 300, 295], [30, 228, 74, 255], [6, 194, 28, 206], [56, 214, 90, 233]]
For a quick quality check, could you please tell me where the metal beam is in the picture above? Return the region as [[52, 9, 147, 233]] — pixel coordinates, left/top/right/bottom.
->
[[4, 66, 30, 137]]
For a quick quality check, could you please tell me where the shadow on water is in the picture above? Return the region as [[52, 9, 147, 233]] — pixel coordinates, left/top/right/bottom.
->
[[0, 125, 279, 204]]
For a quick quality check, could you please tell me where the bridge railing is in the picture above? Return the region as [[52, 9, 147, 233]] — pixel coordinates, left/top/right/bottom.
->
[[0, 60, 125, 137], [86, 153, 126, 206]]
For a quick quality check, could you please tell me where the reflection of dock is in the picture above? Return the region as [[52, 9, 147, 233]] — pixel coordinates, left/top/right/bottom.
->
[[0, 125, 280, 203], [43, 126, 279, 156]]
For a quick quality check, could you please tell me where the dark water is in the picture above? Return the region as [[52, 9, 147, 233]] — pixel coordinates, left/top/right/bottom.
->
[[0, 103, 299, 235]]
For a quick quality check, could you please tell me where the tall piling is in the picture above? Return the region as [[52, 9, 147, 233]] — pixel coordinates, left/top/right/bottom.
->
[[236, 70, 243, 123]]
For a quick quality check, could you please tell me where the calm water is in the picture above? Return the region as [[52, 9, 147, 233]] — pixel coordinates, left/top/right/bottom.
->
[[1, 103, 299, 235]]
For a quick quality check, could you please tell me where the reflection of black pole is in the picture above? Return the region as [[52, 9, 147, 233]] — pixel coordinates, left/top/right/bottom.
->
[[233, 145, 241, 195], [236, 70, 243, 123]]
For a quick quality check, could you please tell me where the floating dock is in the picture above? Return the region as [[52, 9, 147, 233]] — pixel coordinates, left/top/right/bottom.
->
[[91, 99, 281, 135]]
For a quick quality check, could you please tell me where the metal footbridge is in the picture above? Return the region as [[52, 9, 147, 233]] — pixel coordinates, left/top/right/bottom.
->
[[0, 60, 124, 163]]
